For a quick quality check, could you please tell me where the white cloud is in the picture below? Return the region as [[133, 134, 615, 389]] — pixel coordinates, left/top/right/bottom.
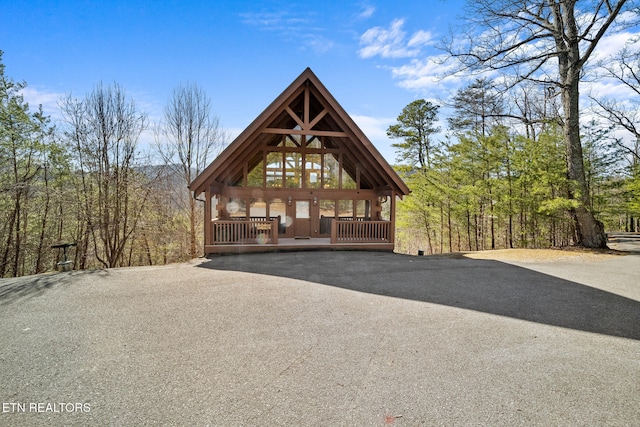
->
[[589, 79, 637, 101], [358, 5, 376, 20], [303, 34, 335, 54], [358, 19, 431, 59], [408, 30, 434, 48], [590, 31, 637, 64], [239, 11, 310, 30], [389, 55, 465, 94], [350, 113, 397, 160], [357, 19, 457, 98], [240, 9, 335, 55], [19, 86, 65, 119], [351, 113, 394, 140], [361, 13, 640, 110]]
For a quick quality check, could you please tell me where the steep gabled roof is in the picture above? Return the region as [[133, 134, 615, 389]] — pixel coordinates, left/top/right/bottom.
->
[[190, 68, 409, 196]]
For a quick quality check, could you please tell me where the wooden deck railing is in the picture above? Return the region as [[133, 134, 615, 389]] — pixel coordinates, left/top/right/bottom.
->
[[212, 219, 279, 245], [330, 220, 391, 243]]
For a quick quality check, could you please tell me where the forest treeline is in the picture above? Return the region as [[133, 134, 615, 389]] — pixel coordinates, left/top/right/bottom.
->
[[2, 0, 640, 276], [1, 56, 638, 276], [0, 52, 226, 277], [392, 88, 640, 255], [391, 0, 640, 254]]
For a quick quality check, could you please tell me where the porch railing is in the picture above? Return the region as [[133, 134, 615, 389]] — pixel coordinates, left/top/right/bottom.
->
[[212, 219, 279, 245], [330, 220, 391, 243]]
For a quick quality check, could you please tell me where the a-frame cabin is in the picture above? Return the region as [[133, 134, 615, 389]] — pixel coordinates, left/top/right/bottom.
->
[[190, 68, 410, 254]]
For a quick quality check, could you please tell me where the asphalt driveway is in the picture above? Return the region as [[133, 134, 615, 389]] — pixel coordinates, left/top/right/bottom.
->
[[0, 248, 638, 426]]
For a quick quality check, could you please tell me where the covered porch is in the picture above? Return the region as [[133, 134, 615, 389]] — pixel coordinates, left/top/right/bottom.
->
[[205, 218, 394, 254], [190, 68, 410, 255]]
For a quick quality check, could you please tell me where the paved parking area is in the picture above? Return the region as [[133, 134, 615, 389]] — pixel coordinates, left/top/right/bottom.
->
[[0, 248, 638, 426], [608, 232, 640, 254]]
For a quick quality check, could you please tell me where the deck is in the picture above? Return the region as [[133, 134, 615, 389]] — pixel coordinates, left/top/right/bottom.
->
[[204, 238, 394, 254], [205, 219, 394, 254]]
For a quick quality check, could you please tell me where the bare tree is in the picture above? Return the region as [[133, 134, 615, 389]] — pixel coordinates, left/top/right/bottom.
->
[[590, 40, 640, 162], [155, 83, 226, 259], [60, 82, 148, 268], [443, 0, 638, 248]]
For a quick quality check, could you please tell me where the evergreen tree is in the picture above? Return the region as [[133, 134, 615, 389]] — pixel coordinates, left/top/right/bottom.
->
[[0, 51, 70, 277], [447, 78, 503, 137], [387, 100, 441, 170]]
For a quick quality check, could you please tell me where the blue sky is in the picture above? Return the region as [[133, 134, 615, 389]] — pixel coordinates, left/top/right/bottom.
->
[[0, 0, 467, 161], [2, 0, 638, 162]]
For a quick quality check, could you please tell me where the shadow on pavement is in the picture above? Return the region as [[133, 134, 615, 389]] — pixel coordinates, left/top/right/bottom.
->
[[200, 251, 640, 341], [0, 274, 66, 305], [0, 270, 106, 305], [607, 232, 640, 254]]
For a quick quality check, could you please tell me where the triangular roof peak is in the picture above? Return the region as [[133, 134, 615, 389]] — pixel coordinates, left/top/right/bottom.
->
[[190, 68, 409, 196]]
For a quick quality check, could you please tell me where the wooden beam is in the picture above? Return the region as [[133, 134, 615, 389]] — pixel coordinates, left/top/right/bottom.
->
[[304, 83, 310, 125], [308, 109, 328, 129], [261, 128, 348, 137], [204, 187, 212, 246], [209, 182, 224, 194], [390, 192, 396, 244], [285, 106, 305, 129]]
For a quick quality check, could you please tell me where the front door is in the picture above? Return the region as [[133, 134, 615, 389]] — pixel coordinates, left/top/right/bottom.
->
[[294, 200, 311, 238]]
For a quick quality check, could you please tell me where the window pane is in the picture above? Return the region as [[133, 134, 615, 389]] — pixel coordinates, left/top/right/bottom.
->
[[249, 199, 267, 218], [269, 198, 288, 235], [296, 200, 310, 219], [306, 135, 321, 148], [380, 197, 391, 221], [338, 200, 353, 219], [342, 167, 356, 189], [319, 200, 335, 234], [319, 200, 335, 217], [247, 153, 264, 187], [305, 153, 322, 189], [211, 195, 219, 220], [285, 135, 300, 147], [356, 200, 371, 219], [229, 170, 243, 187], [285, 153, 303, 188], [266, 152, 283, 188], [323, 154, 339, 189]]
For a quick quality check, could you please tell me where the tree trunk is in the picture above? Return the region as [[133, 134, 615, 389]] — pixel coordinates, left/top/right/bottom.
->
[[474, 213, 479, 251], [12, 192, 22, 277], [488, 185, 495, 250], [424, 216, 433, 255], [557, 5, 608, 249], [34, 165, 51, 274], [466, 209, 472, 251], [562, 81, 607, 247], [439, 203, 444, 254], [0, 204, 17, 277], [447, 200, 453, 253]]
